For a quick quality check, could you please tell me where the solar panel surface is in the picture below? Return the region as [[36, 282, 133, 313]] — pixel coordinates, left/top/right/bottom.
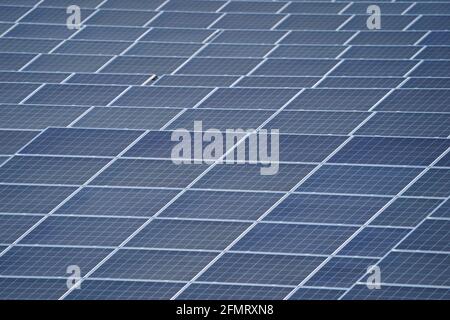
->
[[0, 0, 449, 300]]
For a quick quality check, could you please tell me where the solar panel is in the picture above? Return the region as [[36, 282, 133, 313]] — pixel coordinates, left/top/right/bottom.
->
[[0, 0, 448, 302]]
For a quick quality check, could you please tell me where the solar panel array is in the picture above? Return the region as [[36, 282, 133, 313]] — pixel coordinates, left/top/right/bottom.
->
[[0, 0, 449, 300]]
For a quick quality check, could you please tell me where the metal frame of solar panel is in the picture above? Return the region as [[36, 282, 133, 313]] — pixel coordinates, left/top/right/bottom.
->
[[0, 0, 448, 301]]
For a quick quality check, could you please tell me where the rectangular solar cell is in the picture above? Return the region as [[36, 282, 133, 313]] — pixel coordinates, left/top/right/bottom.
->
[[0, 130, 38, 155], [0, 215, 41, 244], [344, 284, 450, 300]]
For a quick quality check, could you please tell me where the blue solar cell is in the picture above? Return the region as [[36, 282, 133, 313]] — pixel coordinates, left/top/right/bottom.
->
[[0, 185, 76, 214], [86, 9, 157, 27], [233, 223, 357, 255], [0, 155, 109, 185], [24, 54, 111, 73], [0, 215, 41, 243], [40, 0, 102, 8], [331, 60, 417, 77], [73, 26, 147, 41], [342, 46, 418, 59], [344, 3, 410, 14], [236, 76, 319, 88], [398, 219, 449, 252], [409, 16, 450, 31], [0, 38, 59, 53], [410, 3, 450, 14], [253, 59, 337, 76], [340, 227, 410, 257], [178, 283, 291, 300], [212, 30, 286, 44], [343, 284, 450, 300], [4, 24, 77, 39], [0, 5, 30, 21], [0, 71, 69, 83], [287, 88, 388, 111], [66, 280, 183, 300], [280, 31, 354, 45], [349, 31, 425, 45], [437, 153, 450, 167], [127, 219, 250, 250], [199, 252, 324, 286], [155, 75, 239, 87], [21, 128, 143, 156], [162, 0, 226, 12], [405, 169, 450, 197], [289, 288, 345, 300], [199, 44, 274, 58], [416, 46, 450, 60], [330, 137, 450, 166], [20, 216, 144, 246], [269, 45, 344, 59], [0, 278, 68, 300], [409, 61, 450, 77], [265, 194, 389, 225], [26, 84, 127, 106], [371, 198, 444, 228], [222, 1, 285, 13], [0, 53, 36, 71], [378, 251, 449, 287], [212, 13, 283, 30], [74, 107, 181, 130], [161, 190, 281, 220], [283, 2, 346, 14], [199, 88, 298, 110], [126, 42, 202, 57], [0, 105, 88, 130], [265, 111, 369, 134], [91, 159, 208, 188], [101, 56, 186, 74], [149, 12, 221, 28], [0, 246, 111, 277], [431, 201, 450, 218], [21, 7, 94, 24], [319, 77, 404, 89], [276, 15, 350, 30], [356, 112, 450, 138], [419, 31, 450, 45], [142, 28, 215, 43], [101, 0, 165, 10], [297, 165, 422, 196], [376, 89, 450, 112], [55, 187, 176, 217], [0, 83, 39, 103], [194, 164, 315, 192], [113, 86, 212, 108], [93, 249, 216, 281], [0, 130, 37, 155], [0, 157, 7, 166], [305, 257, 378, 288], [67, 73, 148, 85], [55, 40, 131, 55], [176, 57, 262, 75]]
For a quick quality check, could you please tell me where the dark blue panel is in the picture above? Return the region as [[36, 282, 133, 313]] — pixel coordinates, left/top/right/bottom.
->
[[0, 71, 69, 83], [410, 61, 450, 77], [86, 10, 157, 27], [269, 45, 344, 59], [212, 30, 286, 44], [194, 164, 315, 192], [398, 219, 450, 252], [55, 40, 131, 55], [149, 12, 221, 28], [91, 159, 208, 188], [343, 284, 450, 300], [113, 86, 212, 108], [4, 24, 77, 39], [0, 130, 37, 155], [101, 56, 186, 74], [281, 31, 353, 45], [212, 13, 283, 30], [349, 31, 425, 45], [199, 44, 274, 58], [0, 185, 77, 214], [376, 89, 450, 113], [289, 288, 345, 300], [0, 5, 31, 21], [162, 0, 226, 12], [127, 42, 202, 57], [416, 46, 450, 60], [253, 59, 337, 76], [420, 31, 450, 45], [160, 190, 282, 221], [74, 107, 181, 130], [127, 219, 250, 250], [297, 165, 422, 195], [0, 246, 111, 277], [176, 57, 262, 76], [56, 187, 177, 217], [342, 46, 418, 59], [155, 75, 239, 87], [21, 7, 94, 24], [379, 252, 449, 286], [198, 252, 324, 286], [265, 194, 389, 225], [24, 54, 111, 73], [236, 76, 318, 88], [0, 38, 59, 53], [0, 53, 36, 71], [342, 15, 415, 31], [286, 89, 388, 111], [199, 88, 298, 110], [93, 249, 216, 281], [142, 28, 215, 43], [101, 0, 164, 10], [431, 201, 450, 218], [409, 16, 450, 31], [319, 77, 403, 89], [222, 1, 285, 13], [20, 216, 144, 246], [330, 137, 450, 166], [0, 156, 109, 185], [66, 280, 183, 300], [344, 3, 410, 14], [283, 2, 346, 14], [27, 84, 127, 106], [371, 198, 444, 227], [0, 83, 40, 104], [265, 111, 369, 134], [21, 128, 143, 156], [305, 257, 378, 288], [40, 0, 102, 8], [233, 223, 357, 255], [73, 26, 147, 41], [0, 105, 88, 130], [67, 73, 148, 85], [276, 15, 350, 30], [340, 227, 409, 257], [0, 215, 41, 243], [356, 113, 450, 138], [178, 283, 291, 300], [405, 169, 450, 197], [0, 278, 68, 300], [331, 60, 417, 77]]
